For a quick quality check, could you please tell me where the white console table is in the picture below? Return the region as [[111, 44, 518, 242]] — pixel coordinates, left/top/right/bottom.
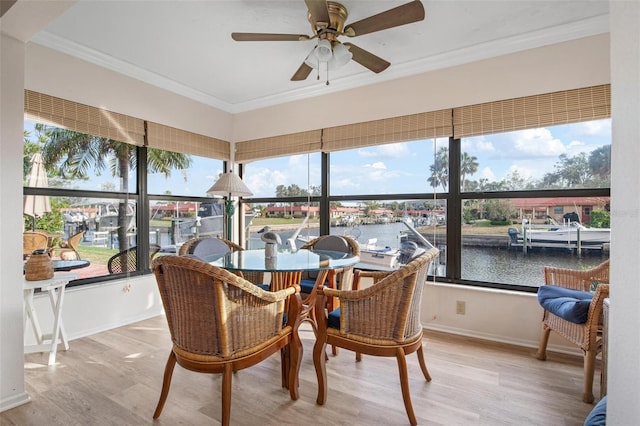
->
[[23, 273, 77, 365]]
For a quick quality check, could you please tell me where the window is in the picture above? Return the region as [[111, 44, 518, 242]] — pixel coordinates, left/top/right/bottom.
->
[[24, 121, 140, 282], [24, 86, 611, 292], [457, 120, 611, 289]]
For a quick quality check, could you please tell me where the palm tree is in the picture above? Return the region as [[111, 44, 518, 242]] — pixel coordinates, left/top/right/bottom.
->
[[38, 124, 192, 251], [460, 152, 479, 192], [428, 146, 449, 191]]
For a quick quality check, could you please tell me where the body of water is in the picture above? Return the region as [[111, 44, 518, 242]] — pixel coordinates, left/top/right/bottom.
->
[[248, 222, 609, 288]]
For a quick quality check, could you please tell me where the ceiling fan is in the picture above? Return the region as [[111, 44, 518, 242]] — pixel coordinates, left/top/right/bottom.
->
[[231, 0, 425, 82]]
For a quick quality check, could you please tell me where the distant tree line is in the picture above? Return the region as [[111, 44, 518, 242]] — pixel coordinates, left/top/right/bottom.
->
[[429, 145, 611, 192]]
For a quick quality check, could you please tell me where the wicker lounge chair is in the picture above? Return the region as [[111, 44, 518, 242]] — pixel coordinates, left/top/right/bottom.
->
[[535, 259, 610, 403]]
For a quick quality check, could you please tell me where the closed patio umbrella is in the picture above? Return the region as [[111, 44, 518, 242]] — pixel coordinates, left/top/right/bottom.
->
[[23, 152, 51, 230]]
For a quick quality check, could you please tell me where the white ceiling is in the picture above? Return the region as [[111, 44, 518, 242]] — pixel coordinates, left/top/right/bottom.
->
[[28, 0, 609, 113]]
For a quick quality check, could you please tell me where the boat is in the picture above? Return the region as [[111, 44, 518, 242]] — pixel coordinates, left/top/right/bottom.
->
[[158, 201, 256, 253], [513, 218, 610, 249], [353, 218, 439, 270], [357, 238, 401, 268]]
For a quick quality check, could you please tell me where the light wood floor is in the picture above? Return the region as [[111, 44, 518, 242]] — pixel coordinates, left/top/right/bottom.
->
[[2, 315, 599, 425]]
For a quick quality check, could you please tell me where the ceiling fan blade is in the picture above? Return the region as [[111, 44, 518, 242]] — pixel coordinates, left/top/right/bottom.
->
[[232, 32, 309, 42], [343, 43, 390, 74], [291, 62, 313, 81], [344, 1, 425, 37], [304, 0, 330, 26]]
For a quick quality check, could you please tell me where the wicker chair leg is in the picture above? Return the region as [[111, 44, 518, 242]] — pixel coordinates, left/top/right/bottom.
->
[[582, 349, 597, 403], [535, 326, 551, 360], [222, 364, 233, 426], [153, 351, 177, 419], [313, 336, 328, 405], [396, 347, 418, 426], [416, 344, 432, 382]]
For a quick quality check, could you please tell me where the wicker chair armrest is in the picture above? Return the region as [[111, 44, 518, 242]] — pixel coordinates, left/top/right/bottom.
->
[[353, 269, 394, 288], [544, 260, 610, 292], [223, 270, 297, 303], [585, 283, 609, 324], [321, 270, 402, 301]]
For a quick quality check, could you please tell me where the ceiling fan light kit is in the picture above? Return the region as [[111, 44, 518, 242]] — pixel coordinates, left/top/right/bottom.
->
[[231, 0, 425, 83], [304, 40, 352, 70], [315, 39, 333, 61]]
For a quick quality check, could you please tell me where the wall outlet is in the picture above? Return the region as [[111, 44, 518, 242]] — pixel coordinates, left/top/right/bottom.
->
[[456, 300, 466, 315]]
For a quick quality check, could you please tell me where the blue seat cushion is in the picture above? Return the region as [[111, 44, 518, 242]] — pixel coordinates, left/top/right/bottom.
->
[[256, 283, 270, 291], [327, 308, 341, 329], [584, 396, 607, 426], [300, 278, 317, 294], [537, 285, 593, 324]]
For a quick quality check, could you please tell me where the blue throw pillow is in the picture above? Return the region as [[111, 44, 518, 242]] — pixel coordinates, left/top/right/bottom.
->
[[537, 285, 593, 324], [584, 396, 606, 426]]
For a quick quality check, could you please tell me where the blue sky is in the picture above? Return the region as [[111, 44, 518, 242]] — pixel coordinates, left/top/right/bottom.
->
[[26, 119, 611, 199]]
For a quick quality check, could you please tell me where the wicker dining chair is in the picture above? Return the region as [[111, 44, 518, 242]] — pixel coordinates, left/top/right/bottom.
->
[[150, 256, 303, 426], [535, 259, 610, 403], [55, 230, 85, 260], [23, 230, 50, 259], [178, 236, 264, 285], [313, 247, 440, 426], [298, 235, 360, 334], [107, 244, 161, 273], [178, 236, 242, 255]]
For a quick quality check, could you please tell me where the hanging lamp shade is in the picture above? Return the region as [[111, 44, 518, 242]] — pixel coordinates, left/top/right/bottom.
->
[[206, 171, 253, 197]]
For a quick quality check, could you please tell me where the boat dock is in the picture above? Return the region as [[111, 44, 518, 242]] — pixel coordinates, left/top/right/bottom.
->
[[508, 224, 610, 255]]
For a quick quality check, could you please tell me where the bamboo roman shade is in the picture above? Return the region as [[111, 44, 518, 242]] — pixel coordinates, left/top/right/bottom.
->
[[24, 90, 145, 146], [235, 129, 322, 163], [321, 109, 453, 152], [146, 122, 230, 161], [453, 85, 611, 138]]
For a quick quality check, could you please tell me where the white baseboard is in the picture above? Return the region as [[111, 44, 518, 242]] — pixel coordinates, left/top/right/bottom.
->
[[424, 323, 583, 357], [0, 391, 31, 413]]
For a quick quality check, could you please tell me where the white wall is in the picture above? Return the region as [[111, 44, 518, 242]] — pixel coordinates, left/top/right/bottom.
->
[[0, 33, 29, 412], [608, 0, 640, 423], [25, 43, 234, 142], [23, 276, 162, 345]]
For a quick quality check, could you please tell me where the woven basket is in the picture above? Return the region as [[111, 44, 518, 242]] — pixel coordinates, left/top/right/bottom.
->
[[25, 252, 54, 281]]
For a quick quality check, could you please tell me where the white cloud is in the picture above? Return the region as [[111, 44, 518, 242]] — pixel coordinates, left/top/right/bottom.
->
[[463, 136, 495, 154], [364, 161, 387, 170], [572, 119, 611, 136], [512, 128, 565, 157], [479, 166, 496, 181], [245, 167, 287, 198], [358, 143, 410, 159]]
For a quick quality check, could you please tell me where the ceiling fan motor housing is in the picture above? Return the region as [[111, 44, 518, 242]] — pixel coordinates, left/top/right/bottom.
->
[[308, 1, 348, 41]]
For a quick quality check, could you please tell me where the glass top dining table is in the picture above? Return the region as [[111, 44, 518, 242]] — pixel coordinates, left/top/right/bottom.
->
[[208, 248, 360, 307], [207, 248, 360, 274]]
